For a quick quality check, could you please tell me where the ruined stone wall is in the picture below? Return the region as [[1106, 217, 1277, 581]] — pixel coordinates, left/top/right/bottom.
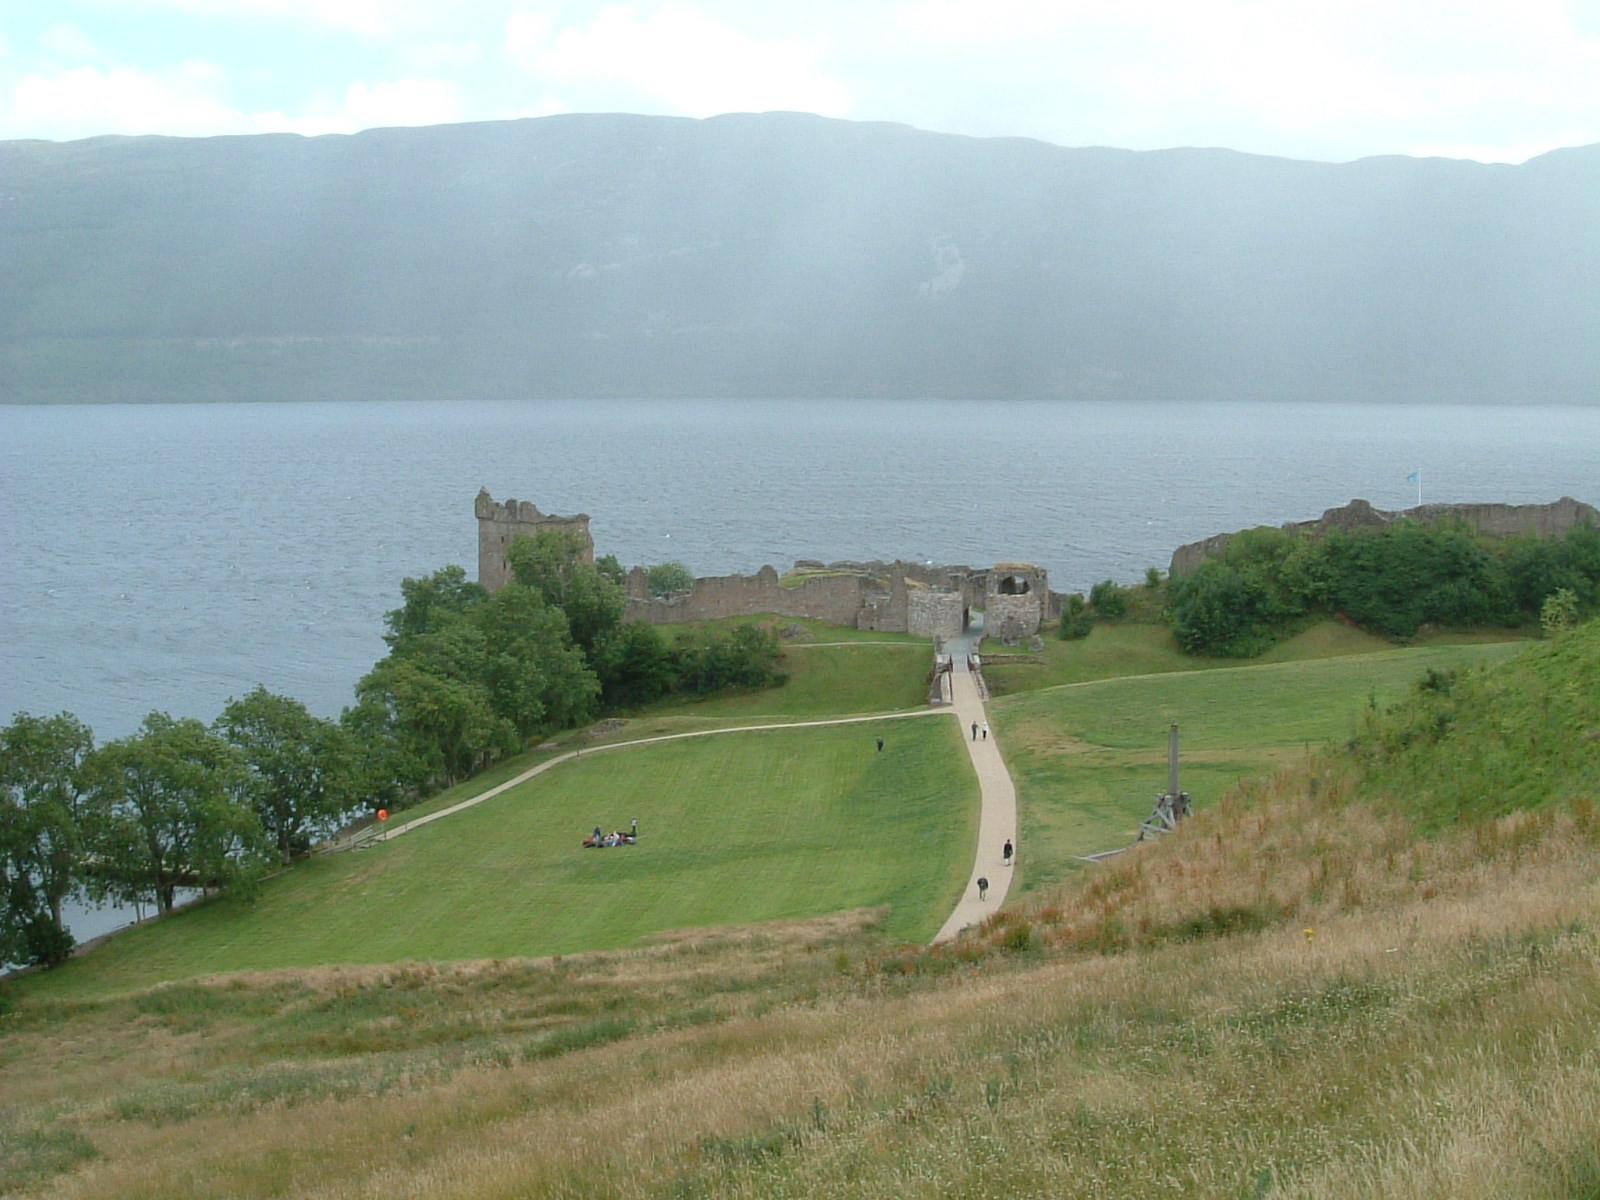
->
[[622, 559, 990, 633], [1169, 496, 1599, 577], [623, 565, 872, 627], [476, 489, 592, 590]]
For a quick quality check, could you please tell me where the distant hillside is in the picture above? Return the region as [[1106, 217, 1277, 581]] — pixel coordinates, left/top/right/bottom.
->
[[3, 113, 1597, 403]]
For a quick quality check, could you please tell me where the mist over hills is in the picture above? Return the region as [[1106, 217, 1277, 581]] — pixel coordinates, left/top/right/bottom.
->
[[2, 112, 1596, 404]]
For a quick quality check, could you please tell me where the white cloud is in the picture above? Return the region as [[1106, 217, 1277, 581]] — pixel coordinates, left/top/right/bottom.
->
[[6, 63, 465, 141], [506, 3, 852, 118], [126, 0, 405, 36], [862, 0, 1600, 161], [9, 63, 244, 139], [266, 78, 465, 135], [38, 23, 108, 63]]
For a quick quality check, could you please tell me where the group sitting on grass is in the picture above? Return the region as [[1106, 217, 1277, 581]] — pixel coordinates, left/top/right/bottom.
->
[[583, 822, 638, 848]]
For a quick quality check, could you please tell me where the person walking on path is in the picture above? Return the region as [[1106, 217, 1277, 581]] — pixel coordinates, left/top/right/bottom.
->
[[1003, 839, 1013, 866], [977, 877, 989, 900], [981, 723, 989, 740], [971, 721, 978, 741]]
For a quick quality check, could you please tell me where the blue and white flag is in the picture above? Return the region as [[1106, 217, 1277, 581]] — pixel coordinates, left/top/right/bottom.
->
[[1406, 470, 1421, 484]]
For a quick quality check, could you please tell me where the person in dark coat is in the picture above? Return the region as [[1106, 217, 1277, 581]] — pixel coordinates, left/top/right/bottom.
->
[[1003, 839, 1014, 865], [977, 876, 989, 900]]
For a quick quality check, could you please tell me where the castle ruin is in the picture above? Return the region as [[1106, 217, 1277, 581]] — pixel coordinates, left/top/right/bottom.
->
[[475, 491, 1059, 638]]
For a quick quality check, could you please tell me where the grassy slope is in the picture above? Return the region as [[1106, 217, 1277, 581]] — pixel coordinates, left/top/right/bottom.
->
[[981, 615, 1521, 694], [3, 626, 1596, 1199], [994, 636, 1529, 888], [24, 715, 974, 996]]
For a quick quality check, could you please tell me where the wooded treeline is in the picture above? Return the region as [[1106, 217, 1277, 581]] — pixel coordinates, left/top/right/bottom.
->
[[1, 530, 783, 967], [1149, 521, 1600, 656]]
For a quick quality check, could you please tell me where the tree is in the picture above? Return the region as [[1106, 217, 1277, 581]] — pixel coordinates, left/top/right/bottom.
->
[[351, 654, 514, 790], [1088, 579, 1128, 620], [384, 565, 486, 649], [1541, 587, 1580, 639], [507, 529, 626, 656], [645, 561, 694, 596], [84, 713, 267, 914], [215, 687, 359, 864], [1057, 593, 1093, 640], [0, 712, 95, 966], [592, 620, 677, 708], [1170, 559, 1256, 656], [474, 582, 601, 735]]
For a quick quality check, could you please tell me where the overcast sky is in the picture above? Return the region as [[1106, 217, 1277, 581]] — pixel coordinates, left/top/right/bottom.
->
[[3, 1, 1597, 162]]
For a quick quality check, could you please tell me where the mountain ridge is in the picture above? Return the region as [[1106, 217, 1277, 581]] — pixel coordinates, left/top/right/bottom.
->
[[3, 112, 1597, 403]]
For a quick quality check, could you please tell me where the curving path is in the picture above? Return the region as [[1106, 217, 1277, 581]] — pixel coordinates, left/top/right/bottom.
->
[[375, 643, 1019, 944], [932, 635, 1017, 942]]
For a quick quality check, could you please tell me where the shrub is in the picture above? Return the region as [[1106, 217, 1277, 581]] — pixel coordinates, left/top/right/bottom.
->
[[1058, 593, 1094, 640], [1089, 579, 1128, 620], [644, 561, 694, 597]]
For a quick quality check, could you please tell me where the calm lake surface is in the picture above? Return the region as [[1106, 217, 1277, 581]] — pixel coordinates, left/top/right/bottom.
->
[[3, 397, 1597, 942]]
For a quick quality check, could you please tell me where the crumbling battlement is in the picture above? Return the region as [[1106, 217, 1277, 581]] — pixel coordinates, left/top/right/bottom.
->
[[1169, 497, 1599, 577], [476, 489, 593, 590]]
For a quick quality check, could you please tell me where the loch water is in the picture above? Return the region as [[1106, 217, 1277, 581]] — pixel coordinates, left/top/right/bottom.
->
[[3, 397, 1597, 943]]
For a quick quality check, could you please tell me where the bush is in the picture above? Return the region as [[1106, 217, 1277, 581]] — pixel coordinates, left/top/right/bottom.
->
[[644, 561, 694, 597], [1058, 593, 1093, 640], [1089, 579, 1128, 619]]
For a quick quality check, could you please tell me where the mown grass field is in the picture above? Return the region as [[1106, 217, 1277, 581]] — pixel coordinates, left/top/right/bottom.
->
[[362, 628, 937, 832], [26, 714, 974, 997], [994, 637, 1530, 888]]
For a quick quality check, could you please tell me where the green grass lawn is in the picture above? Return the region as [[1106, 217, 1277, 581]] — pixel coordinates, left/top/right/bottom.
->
[[993, 640, 1531, 890], [32, 715, 974, 996]]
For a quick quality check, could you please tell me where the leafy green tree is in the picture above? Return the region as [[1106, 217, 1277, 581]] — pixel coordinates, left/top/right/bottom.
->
[[1540, 588, 1580, 639], [591, 620, 677, 708], [1170, 559, 1257, 656], [507, 529, 626, 656], [645, 561, 695, 596], [1319, 523, 1512, 639], [84, 713, 267, 914], [215, 688, 359, 864], [474, 583, 601, 734], [672, 625, 786, 695], [0, 712, 96, 966], [1088, 579, 1128, 619], [351, 654, 513, 791], [1223, 526, 1309, 621], [384, 565, 486, 648]]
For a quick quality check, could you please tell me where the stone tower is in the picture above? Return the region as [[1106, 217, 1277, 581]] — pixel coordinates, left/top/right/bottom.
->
[[475, 489, 593, 590]]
